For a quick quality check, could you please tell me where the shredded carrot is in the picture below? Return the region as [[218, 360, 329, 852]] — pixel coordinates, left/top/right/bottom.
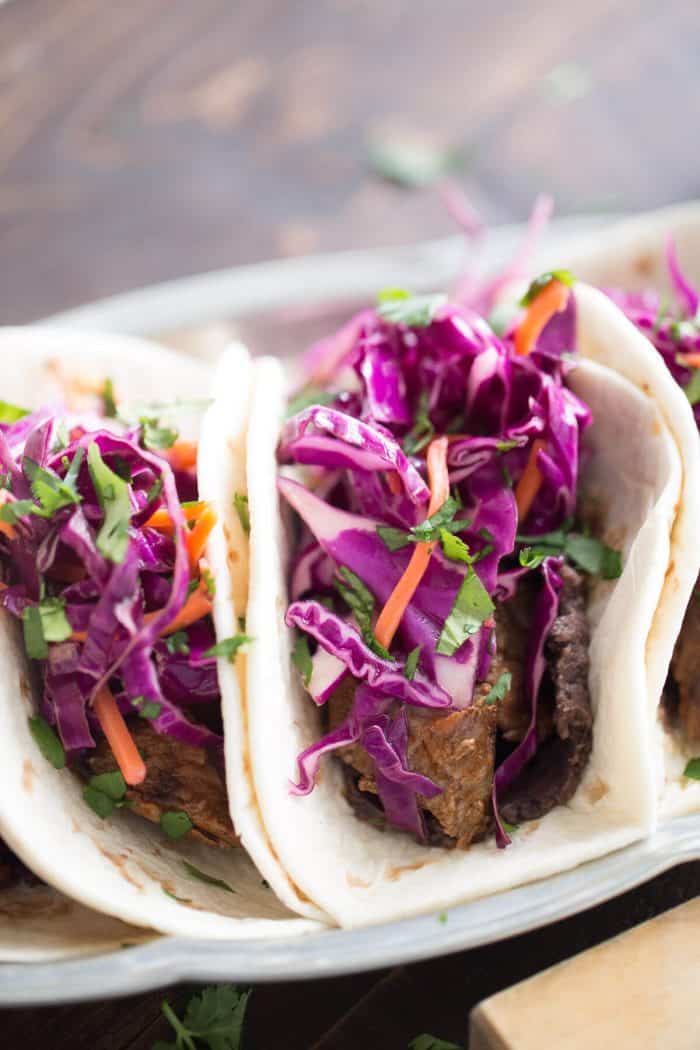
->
[[374, 437, 450, 650], [385, 471, 403, 496], [514, 279, 570, 356], [514, 439, 546, 522], [166, 441, 198, 472], [683, 353, 700, 368], [186, 505, 217, 574], [148, 579, 213, 637], [92, 686, 146, 786], [145, 501, 205, 534]]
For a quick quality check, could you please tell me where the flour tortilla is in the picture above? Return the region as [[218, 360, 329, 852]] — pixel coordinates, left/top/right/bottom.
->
[[560, 209, 700, 817], [244, 285, 682, 928], [0, 326, 322, 943]]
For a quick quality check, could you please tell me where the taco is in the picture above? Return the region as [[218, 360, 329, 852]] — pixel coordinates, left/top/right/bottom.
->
[[563, 205, 700, 817], [244, 277, 687, 927], [0, 325, 323, 941]]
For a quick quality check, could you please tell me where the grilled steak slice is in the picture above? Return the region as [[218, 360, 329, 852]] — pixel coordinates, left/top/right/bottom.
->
[[669, 584, 700, 741], [87, 721, 238, 847], [500, 563, 593, 823], [329, 681, 497, 848]]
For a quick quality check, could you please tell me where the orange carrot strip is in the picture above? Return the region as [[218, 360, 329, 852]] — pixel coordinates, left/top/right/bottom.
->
[[92, 687, 146, 787], [683, 352, 700, 368], [166, 441, 198, 472], [385, 471, 403, 496], [147, 581, 213, 637], [514, 439, 546, 522], [374, 437, 450, 650], [186, 505, 217, 574], [144, 502, 205, 534], [514, 280, 570, 357]]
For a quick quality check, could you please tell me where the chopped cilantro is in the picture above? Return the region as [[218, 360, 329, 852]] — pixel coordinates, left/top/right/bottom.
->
[[22, 606, 47, 660], [37, 596, 72, 643], [182, 861, 236, 893], [130, 696, 161, 720], [436, 569, 494, 657], [0, 400, 29, 424], [520, 269, 574, 307], [28, 715, 65, 769], [335, 567, 391, 660], [439, 528, 472, 564], [409, 1034, 462, 1050], [683, 757, 700, 781], [495, 438, 519, 453], [378, 290, 447, 329], [101, 378, 117, 418], [502, 820, 519, 834], [146, 476, 164, 504], [404, 646, 421, 680], [684, 367, 700, 406], [201, 567, 216, 597], [156, 984, 250, 1050], [160, 811, 193, 840], [139, 416, 178, 450], [377, 497, 467, 552], [482, 671, 512, 705], [0, 499, 40, 526], [291, 635, 313, 687], [204, 635, 252, 662], [165, 631, 190, 656], [87, 442, 132, 563], [23, 450, 83, 518], [403, 390, 435, 456], [517, 523, 622, 579], [233, 492, 250, 536]]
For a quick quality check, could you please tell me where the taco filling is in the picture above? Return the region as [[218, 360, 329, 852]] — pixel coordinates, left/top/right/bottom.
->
[[278, 278, 622, 848], [0, 384, 244, 847], [605, 242, 700, 752]]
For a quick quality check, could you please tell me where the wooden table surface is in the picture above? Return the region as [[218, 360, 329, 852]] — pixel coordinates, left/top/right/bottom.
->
[[1, 1, 699, 1046]]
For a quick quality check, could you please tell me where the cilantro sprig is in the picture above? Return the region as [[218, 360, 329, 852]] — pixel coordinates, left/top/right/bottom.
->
[[154, 984, 251, 1050], [335, 567, 391, 660], [377, 288, 447, 329], [203, 635, 253, 662], [517, 520, 622, 579], [377, 496, 467, 552]]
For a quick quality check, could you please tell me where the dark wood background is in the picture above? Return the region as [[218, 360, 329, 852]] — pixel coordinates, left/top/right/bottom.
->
[[1, 0, 699, 1046]]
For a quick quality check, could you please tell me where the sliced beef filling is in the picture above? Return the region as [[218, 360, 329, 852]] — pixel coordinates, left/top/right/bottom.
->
[[330, 563, 592, 847], [500, 564, 593, 824], [665, 583, 700, 742], [86, 721, 238, 848]]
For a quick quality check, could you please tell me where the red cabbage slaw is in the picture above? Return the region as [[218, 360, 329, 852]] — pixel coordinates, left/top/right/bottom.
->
[[604, 238, 700, 430], [279, 282, 596, 847], [0, 394, 226, 794]]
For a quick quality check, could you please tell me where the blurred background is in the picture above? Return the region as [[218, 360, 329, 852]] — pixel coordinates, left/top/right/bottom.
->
[[1, 0, 698, 322]]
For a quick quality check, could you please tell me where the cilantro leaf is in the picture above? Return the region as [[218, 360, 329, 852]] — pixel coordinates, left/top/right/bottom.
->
[[0, 499, 40, 526], [0, 400, 29, 424], [130, 695, 161, 720], [87, 442, 132, 563], [495, 438, 519, 453], [436, 569, 494, 656], [37, 596, 72, 643], [684, 367, 700, 406], [291, 635, 313, 686], [160, 811, 193, 840], [377, 290, 447, 329], [501, 820, 519, 834], [158, 984, 251, 1050], [403, 390, 435, 456], [376, 525, 413, 551], [23, 452, 83, 518], [233, 492, 250, 536], [439, 528, 472, 564], [409, 1036, 462, 1050], [683, 757, 700, 781], [482, 671, 512, 705], [165, 631, 190, 656], [182, 862, 236, 894], [378, 498, 467, 553], [101, 378, 118, 418], [140, 416, 179, 451], [28, 715, 65, 769], [335, 567, 391, 660], [22, 605, 48, 660], [203, 635, 252, 662], [519, 269, 575, 307], [517, 522, 622, 580], [404, 646, 421, 680], [146, 476, 164, 504]]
